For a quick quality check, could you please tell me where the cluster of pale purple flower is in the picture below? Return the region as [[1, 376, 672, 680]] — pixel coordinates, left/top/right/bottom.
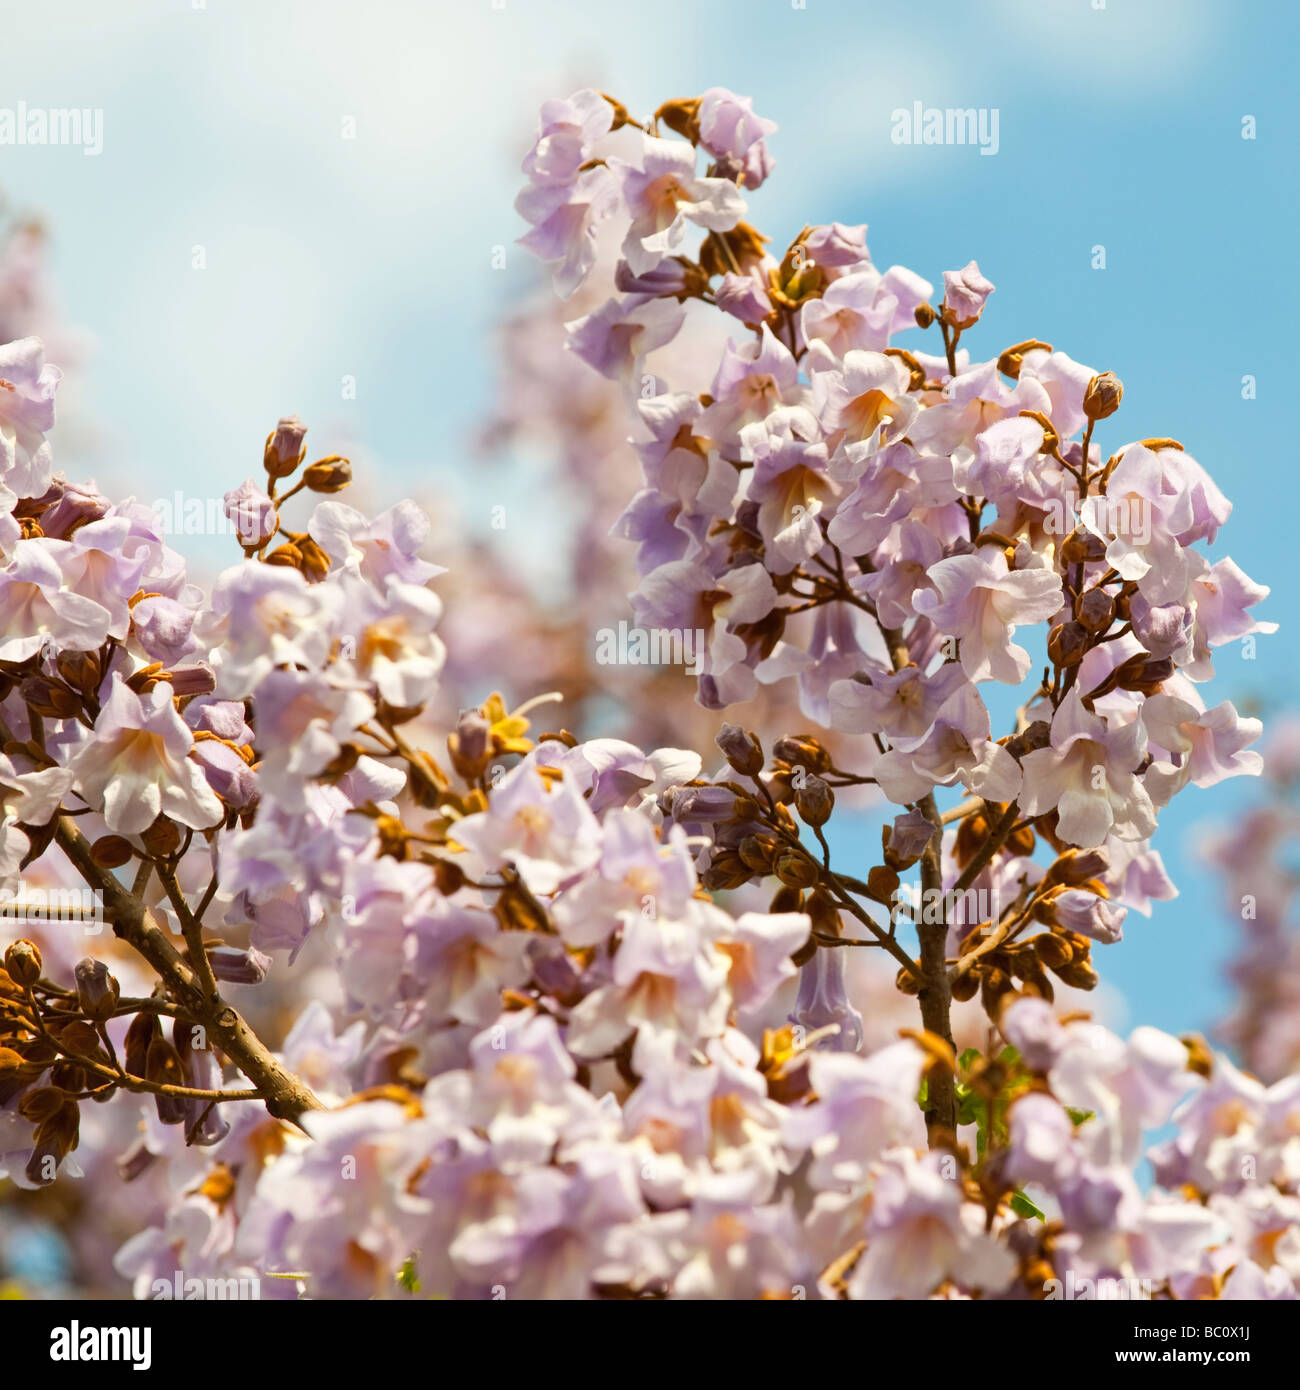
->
[[0, 85, 1294, 1301], [1203, 719, 1300, 1085]]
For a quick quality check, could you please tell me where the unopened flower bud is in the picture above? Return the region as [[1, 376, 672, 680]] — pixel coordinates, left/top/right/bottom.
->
[[1047, 621, 1089, 669], [896, 960, 923, 996], [1045, 846, 1110, 886], [1074, 587, 1115, 634], [716, 723, 764, 777], [223, 478, 278, 546], [265, 542, 304, 569], [206, 945, 271, 985], [773, 850, 819, 889], [1083, 372, 1124, 422], [1117, 654, 1174, 694], [20, 674, 81, 720], [980, 965, 1015, 1018], [1009, 948, 1055, 1002], [668, 785, 739, 823], [1060, 527, 1107, 566], [794, 775, 834, 827], [141, 816, 182, 858], [883, 809, 933, 870], [867, 864, 900, 902], [941, 260, 995, 329], [56, 649, 102, 697], [74, 958, 120, 1023], [772, 734, 831, 774], [0, 1046, 31, 1080], [769, 885, 802, 915], [738, 834, 777, 873], [296, 535, 331, 583], [5, 939, 42, 987], [49, 1059, 86, 1093], [18, 1085, 64, 1124], [950, 971, 980, 1002], [1032, 931, 1075, 969], [123, 1012, 159, 1079], [263, 415, 308, 478], [1052, 957, 1100, 990], [32, 1098, 80, 1157], [303, 456, 353, 493], [146, 1037, 188, 1125], [702, 851, 753, 892], [914, 302, 936, 330], [447, 709, 492, 781], [432, 857, 466, 896]]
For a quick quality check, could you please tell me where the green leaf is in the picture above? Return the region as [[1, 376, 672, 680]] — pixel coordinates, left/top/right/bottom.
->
[[998, 1045, 1021, 1065], [397, 1256, 421, 1294], [1009, 1190, 1046, 1221], [956, 1086, 984, 1128], [957, 1047, 982, 1073], [1065, 1106, 1095, 1126]]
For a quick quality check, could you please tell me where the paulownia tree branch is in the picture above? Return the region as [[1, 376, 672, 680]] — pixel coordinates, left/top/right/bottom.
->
[[51, 814, 323, 1125]]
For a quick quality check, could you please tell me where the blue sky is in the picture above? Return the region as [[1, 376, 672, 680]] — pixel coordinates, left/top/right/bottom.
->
[[3, 0, 1297, 1040]]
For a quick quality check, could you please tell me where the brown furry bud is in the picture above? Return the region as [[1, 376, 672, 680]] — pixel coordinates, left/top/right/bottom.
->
[[1060, 528, 1107, 566], [263, 415, 308, 478], [20, 675, 81, 719], [794, 775, 834, 828], [772, 734, 831, 774], [146, 1038, 188, 1125], [980, 965, 1015, 1018], [1047, 621, 1089, 669], [4, 939, 42, 987], [702, 852, 754, 892], [738, 834, 778, 873], [773, 851, 819, 889], [264, 542, 304, 569], [140, 817, 182, 858], [296, 536, 331, 583], [896, 961, 922, 995], [716, 723, 764, 777], [950, 971, 980, 1002], [56, 649, 101, 695], [867, 864, 900, 902], [1083, 372, 1124, 422], [1075, 587, 1115, 634], [1031, 931, 1074, 968], [74, 958, 119, 1024], [303, 456, 352, 493]]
